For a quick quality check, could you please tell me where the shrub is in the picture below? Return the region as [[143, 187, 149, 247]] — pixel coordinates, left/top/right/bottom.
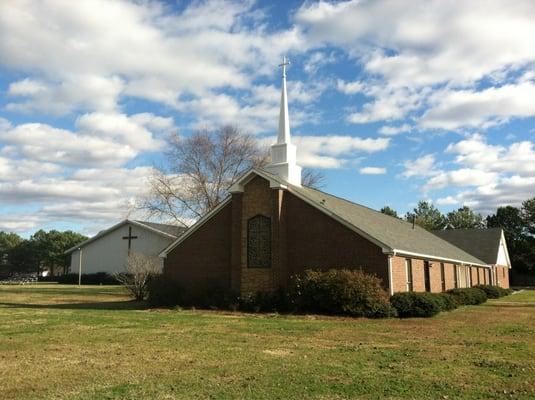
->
[[447, 288, 487, 305], [147, 275, 182, 307], [390, 292, 445, 318], [473, 284, 512, 299], [239, 288, 294, 313], [291, 269, 395, 318], [198, 286, 239, 310], [115, 253, 161, 300], [433, 293, 459, 311]]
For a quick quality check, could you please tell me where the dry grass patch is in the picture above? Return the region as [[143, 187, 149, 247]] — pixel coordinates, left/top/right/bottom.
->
[[0, 284, 534, 399]]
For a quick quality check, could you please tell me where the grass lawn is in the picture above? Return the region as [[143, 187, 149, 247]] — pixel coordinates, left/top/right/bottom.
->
[[0, 285, 534, 399]]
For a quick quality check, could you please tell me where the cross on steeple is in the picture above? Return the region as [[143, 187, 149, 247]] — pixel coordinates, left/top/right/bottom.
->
[[279, 56, 290, 78], [122, 226, 138, 254]]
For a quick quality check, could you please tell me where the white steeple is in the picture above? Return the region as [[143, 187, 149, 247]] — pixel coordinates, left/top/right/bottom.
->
[[265, 56, 302, 186]]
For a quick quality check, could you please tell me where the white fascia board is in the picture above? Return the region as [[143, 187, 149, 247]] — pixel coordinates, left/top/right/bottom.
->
[[499, 230, 513, 269], [389, 249, 489, 268], [387, 256, 394, 296], [229, 168, 288, 193], [130, 220, 179, 239], [158, 197, 232, 258], [64, 219, 130, 254]]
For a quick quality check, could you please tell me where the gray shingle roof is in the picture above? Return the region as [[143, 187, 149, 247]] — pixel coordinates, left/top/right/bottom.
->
[[257, 168, 487, 266], [432, 228, 503, 265], [135, 221, 187, 237]]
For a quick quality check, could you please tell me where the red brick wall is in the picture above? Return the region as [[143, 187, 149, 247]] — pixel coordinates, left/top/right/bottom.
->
[[163, 202, 232, 299], [443, 263, 455, 290], [284, 192, 389, 288], [496, 265, 510, 288], [390, 258, 481, 293], [391, 256, 408, 293]]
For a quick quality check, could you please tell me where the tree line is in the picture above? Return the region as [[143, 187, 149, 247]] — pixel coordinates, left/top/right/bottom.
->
[[380, 199, 535, 274], [0, 230, 87, 277]]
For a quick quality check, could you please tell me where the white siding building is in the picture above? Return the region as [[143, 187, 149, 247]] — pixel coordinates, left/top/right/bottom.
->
[[66, 220, 185, 275]]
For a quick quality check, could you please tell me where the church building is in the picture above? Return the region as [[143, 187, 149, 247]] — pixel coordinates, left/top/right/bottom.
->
[[66, 219, 185, 276], [159, 59, 510, 299]]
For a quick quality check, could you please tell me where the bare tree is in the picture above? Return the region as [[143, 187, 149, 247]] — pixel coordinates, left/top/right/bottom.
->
[[140, 125, 268, 226], [302, 169, 325, 189], [139, 124, 324, 225], [114, 252, 161, 301]]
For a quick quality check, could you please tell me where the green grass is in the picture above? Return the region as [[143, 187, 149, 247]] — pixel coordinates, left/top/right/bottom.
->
[[0, 285, 534, 399]]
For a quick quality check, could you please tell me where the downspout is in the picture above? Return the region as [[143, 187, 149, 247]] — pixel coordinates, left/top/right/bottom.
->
[[387, 255, 394, 296]]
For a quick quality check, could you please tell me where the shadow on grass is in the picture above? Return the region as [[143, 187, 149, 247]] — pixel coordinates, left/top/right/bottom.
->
[[0, 300, 148, 311]]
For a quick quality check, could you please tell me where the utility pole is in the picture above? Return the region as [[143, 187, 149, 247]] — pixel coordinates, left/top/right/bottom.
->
[[78, 248, 83, 287]]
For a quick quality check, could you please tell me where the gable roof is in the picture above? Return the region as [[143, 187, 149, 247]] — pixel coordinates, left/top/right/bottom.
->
[[161, 168, 488, 267], [65, 219, 186, 254], [432, 228, 509, 266], [134, 221, 186, 237]]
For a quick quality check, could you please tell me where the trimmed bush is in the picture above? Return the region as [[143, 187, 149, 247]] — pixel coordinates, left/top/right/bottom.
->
[[390, 292, 444, 318], [447, 288, 487, 305], [473, 284, 513, 299], [291, 269, 395, 318], [239, 288, 294, 313], [146, 275, 182, 307], [435, 293, 459, 311]]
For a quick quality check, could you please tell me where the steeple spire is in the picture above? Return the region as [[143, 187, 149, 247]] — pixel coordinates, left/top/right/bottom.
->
[[278, 56, 291, 144], [265, 56, 302, 186]]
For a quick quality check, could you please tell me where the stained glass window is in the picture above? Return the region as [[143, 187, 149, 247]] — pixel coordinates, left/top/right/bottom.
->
[[247, 215, 271, 268]]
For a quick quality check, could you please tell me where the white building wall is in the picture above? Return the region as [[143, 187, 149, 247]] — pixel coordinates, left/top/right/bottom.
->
[[496, 239, 509, 267], [69, 223, 174, 275]]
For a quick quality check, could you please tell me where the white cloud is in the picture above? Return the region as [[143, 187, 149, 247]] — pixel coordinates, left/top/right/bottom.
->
[[336, 79, 364, 95], [378, 124, 412, 136], [0, 123, 137, 168], [6, 75, 123, 114], [402, 154, 437, 178], [294, 135, 389, 168], [75, 112, 167, 151], [296, 0, 535, 87], [296, 0, 535, 127], [422, 135, 535, 212], [424, 168, 498, 190], [304, 51, 337, 74], [421, 81, 535, 130], [359, 167, 386, 175]]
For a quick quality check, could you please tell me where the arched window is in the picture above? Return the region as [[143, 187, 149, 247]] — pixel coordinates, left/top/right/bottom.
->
[[247, 215, 271, 268]]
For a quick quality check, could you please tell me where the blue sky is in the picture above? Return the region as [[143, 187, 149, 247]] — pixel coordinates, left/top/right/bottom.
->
[[0, 0, 534, 236]]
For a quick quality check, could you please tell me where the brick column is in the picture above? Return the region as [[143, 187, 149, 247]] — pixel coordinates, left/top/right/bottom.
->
[[271, 189, 288, 289], [230, 193, 242, 293]]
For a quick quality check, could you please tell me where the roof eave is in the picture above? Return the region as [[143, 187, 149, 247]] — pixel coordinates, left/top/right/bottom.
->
[[388, 248, 489, 268]]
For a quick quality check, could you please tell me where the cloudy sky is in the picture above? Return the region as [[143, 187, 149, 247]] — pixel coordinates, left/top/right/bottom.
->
[[1, 0, 534, 235]]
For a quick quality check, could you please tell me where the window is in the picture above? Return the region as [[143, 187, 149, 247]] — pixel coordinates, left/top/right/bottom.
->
[[405, 259, 413, 292], [247, 215, 271, 268], [440, 263, 446, 292], [424, 261, 431, 292], [454, 264, 459, 288]]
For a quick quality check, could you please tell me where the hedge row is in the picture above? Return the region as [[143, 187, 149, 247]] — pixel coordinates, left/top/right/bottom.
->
[[148, 269, 396, 318], [473, 284, 513, 299], [146, 270, 512, 319]]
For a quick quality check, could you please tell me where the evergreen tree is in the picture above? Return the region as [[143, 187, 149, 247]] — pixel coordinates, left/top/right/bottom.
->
[[380, 206, 399, 218], [445, 206, 485, 229], [405, 201, 446, 231]]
